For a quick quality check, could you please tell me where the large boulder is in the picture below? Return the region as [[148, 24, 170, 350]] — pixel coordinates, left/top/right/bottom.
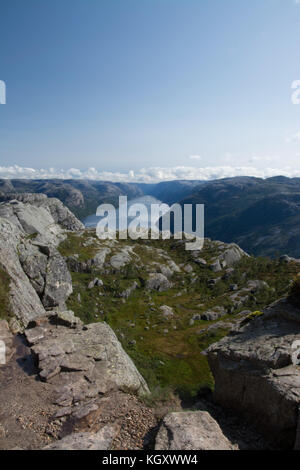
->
[[92, 248, 111, 270], [207, 299, 300, 448], [218, 243, 248, 268], [110, 247, 133, 270], [146, 273, 172, 292], [155, 411, 234, 450]]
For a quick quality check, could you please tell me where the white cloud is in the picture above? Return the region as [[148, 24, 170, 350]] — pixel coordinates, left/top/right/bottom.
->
[[0, 164, 300, 183], [189, 155, 202, 161], [286, 131, 300, 143], [248, 155, 275, 163]]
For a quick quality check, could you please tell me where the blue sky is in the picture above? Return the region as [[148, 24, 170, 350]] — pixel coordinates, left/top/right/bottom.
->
[[1, 0, 300, 181]]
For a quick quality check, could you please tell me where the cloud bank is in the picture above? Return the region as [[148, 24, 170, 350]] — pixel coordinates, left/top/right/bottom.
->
[[0, 165, 300, 183]]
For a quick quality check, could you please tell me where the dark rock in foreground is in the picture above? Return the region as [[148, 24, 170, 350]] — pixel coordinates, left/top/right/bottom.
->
[[207, 299, 300, 449]]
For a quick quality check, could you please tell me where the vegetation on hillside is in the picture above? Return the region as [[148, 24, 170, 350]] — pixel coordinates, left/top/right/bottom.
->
[[59, 231, 299, 399]]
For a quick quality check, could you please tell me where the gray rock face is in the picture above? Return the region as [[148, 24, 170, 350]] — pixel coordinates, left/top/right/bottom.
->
[[208, 243, 248, 274], [0, 217, 46, 330], [1, 193, 84, 231], [146, 273, 172, 292], [18, 241, 72, 309], [42, 251, 72, 308], [18, 241, 48, 296], [0, 198, 79, 329], [42, 196, 84, 231], [92, 248, 111, 270], [110, 249, 132, 270], [207, 299, 300, 448], [0, 200, 56, 236], [155, 411, 233, 450], [27, 315, 149, 401], [43, 424, 119, 450], [218, 244, 248, 267]]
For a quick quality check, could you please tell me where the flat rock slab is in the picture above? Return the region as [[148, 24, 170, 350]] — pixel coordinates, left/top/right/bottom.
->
[[43, 424, 119, 450], [28, 314, 149, 407]]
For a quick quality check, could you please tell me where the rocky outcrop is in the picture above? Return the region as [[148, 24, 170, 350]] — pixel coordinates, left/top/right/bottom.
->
[[0, 199, 64, 246], [110, 249, 132, 270], [18, 241, 72, 309], [218, 243, 248, 267], [155, 411, 234, 450], [207, 299, 300, 448], [0, 194, 84, 231], [209, 243, 248, 272], [0, 217, 46, 330], [25, 313, 149, 402], [42, 250, 72, 308], [0, 198, 81, 330]]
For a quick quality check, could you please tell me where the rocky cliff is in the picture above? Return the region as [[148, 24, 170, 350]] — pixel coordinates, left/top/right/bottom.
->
[[0, 196, 80, 331]]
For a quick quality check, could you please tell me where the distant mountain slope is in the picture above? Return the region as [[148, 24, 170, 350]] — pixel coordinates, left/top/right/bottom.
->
[[179, 176, 300, 257], [139, 180, 205, 205], [2, 176, 300, 257], [0, 179, 144, 219]]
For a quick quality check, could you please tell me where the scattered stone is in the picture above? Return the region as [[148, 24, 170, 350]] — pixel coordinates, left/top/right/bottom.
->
[[194, 258, 207, 267], [146, 273, 172, 292], [160, 305, 174, 319], [88, 278, 103, 289], [209, 260, 222, 273]]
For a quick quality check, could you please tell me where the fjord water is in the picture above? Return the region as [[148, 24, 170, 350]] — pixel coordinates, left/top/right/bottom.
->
[[83, 195, 167, 229]]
